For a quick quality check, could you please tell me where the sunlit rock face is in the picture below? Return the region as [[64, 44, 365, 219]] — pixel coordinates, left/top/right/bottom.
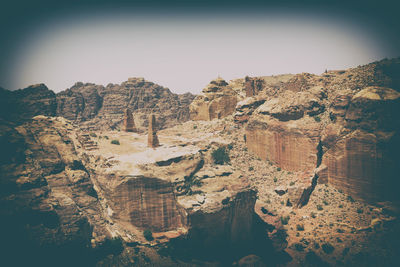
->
[[190, 77, 238, 120], [321, 87, 400, 202], [109, 176, 185, 232], [245, 88, 326, 174]]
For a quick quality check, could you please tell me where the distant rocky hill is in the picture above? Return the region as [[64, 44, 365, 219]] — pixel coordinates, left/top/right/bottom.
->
[[0, 78, 195, 131]]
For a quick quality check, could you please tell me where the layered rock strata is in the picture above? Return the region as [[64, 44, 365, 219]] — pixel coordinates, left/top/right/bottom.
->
[[1, 78, 195, 131], [245, 84, 400, 203], [190, 78, 238, 120]]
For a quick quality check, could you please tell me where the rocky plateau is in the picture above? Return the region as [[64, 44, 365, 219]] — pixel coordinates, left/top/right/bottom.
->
[[1, 58, 400, 267]]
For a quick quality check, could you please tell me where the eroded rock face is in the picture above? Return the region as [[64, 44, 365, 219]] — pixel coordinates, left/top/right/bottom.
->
[[0, 78, 195, 132], [245, 76, 265, 97], [246, 82, 400, 203], [0, 84, 57, 125], [0, 116, 106, 266], [320, 87, 400, 202], [190, 78, 238, 120], [58, 78, 195, 131], [246, 88, 326, 174], [108, 176, 185, 232]]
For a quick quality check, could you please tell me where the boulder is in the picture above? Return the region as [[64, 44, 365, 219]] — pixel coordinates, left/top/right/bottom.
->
[[190, 77, 238, 120]]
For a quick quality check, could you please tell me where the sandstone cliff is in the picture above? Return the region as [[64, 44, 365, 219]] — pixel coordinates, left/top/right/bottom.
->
[[243, 58, 400, 203]]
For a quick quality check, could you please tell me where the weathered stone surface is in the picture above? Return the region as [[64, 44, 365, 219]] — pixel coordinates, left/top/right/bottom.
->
[[122, 108, 137, 132], [322, 130, 399, 202], [0, 84, 57, 125], [1, 79, 195, 131], [234, 97, 266, 124], [246, 115, 322, 174], [107, 176, 185, 232], [245, 76, 265, 97], [58, 78, 195, 131], [190, 77, 238, 120], [0, 116, 107, 266], [148, 114, 159, 148]]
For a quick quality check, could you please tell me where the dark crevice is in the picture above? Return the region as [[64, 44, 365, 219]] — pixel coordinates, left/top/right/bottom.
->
[[297, 140, 324, 208]]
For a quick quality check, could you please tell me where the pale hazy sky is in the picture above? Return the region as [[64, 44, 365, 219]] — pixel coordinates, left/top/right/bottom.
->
[[3, 7, 399, 94]]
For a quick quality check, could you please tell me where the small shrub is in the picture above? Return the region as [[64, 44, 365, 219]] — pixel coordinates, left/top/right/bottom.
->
[[336, 228, 345, 233], [143, 229, 153, 241], [322, 243, 335, 254], [222, 197, 230, 205], [89, 132, 97, 137], [296, 224, 305, 231], [280, 215, 290, 225], [356, 208, 363, 214], [193, 125, 197, 129], [248, 166, 254, 171], [243, 134, 247, 142], [277, 167, 281, 171], [227, 144, 233, 150], [338, 204, 343, 208], [273, 177, 278, 183], [212, 147, 230, 165], [314, 116, 321, 122], [71, 160, 86, 171], [347, 195, 355, 203], [261, 207, 268, 214], [290, 181, 295, 186], [317, 204, 323, 211], [104, 136, 109, 139], [311, 212, 316, 218], [323, 200, 329, 206], [111, 139, 120, 145], [294, 243, 305, 251]]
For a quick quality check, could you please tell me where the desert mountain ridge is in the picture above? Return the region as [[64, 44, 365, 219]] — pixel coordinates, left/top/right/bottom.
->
[[0, 57, 400, 267]]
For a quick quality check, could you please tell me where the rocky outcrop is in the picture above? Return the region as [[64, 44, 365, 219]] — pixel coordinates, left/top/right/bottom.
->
[[245, 76, 265, 97], [107, 176, 185, 232], [246, 88, 326, 174], [245, 81, 400, 203], [58, 78, 195, 131], [122, 108, 137, 132], [0, 84, 57, 125], [0, 116, 108, 266], [190, 78, 238, 120], [0, 78, 195, 131], [148, 114, 160, 148], [320, 87, 400, 202], [234, 97, 266, 124]]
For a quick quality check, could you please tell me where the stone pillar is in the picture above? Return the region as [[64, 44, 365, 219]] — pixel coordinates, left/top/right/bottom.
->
[[148, 114, 159, 148], [123, 108, 137, 132]]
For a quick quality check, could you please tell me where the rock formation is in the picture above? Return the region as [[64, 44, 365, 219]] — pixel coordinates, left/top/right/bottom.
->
[[190, 77, 238, 120], [244, 76, 264, 97], [122, 108, 137, 132], [320, 87, 400, 202], [0, 78, 195, 132], [0, 84, 57, 126], [148, 114, 159, 148], [243, 58, 400, 203], [0, 116, 107, 266]]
